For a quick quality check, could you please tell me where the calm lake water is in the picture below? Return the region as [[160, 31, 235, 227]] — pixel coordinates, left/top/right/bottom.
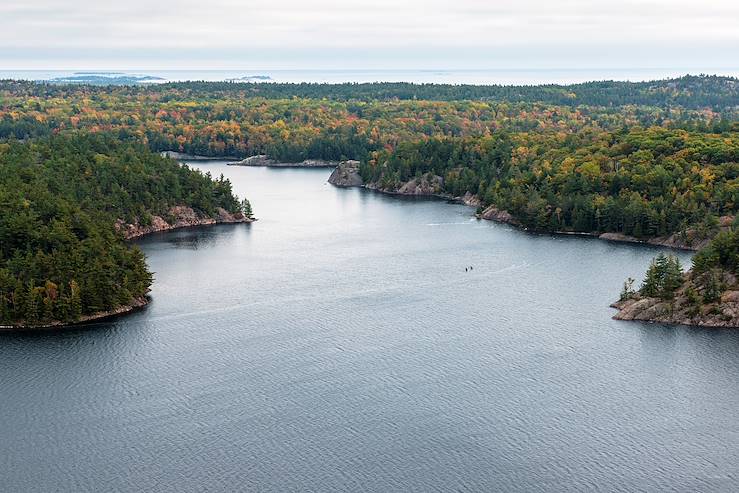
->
[[2, 163, 739, 492]]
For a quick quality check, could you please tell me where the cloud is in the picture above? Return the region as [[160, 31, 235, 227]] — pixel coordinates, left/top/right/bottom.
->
[[1, 0, 737, 68]]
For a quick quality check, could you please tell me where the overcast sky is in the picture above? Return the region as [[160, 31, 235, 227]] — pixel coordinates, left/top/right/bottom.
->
[[1, 0, 738, 69]]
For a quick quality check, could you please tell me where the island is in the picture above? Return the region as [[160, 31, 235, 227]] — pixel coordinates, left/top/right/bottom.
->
[[48, 72, 165, 85], [227, 75, 273, 82]]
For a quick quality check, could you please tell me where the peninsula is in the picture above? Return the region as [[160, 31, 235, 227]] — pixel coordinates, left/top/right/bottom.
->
[[612, 230, 739, 328], [0, 135, 253, 329]]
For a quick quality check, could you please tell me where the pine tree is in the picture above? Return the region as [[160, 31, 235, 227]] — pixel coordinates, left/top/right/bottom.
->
[[639, 254, 684, 299], [640, 258, 661, 298], [702, 270, 722, 303], [661, 256, 683, 299], [240, 198, 253, 219]]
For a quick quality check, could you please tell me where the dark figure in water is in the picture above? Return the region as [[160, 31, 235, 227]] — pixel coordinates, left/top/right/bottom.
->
[[470, 266, 473, 270], [465, 267, 468, 272]]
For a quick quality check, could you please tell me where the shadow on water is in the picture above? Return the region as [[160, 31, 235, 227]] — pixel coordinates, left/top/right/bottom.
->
[[133, 223, 250, 250]]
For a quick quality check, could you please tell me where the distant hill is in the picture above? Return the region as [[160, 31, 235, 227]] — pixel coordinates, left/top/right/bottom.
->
[[2, 74, 737, 109], [152, 74, 739, 110]]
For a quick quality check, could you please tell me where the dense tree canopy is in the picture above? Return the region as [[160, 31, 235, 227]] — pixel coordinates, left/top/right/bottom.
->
[[4, 74, 738, 108], [361, 127, 738, 237], [1, 76, 736, 326], [0, 135, 243, 326], [1, 76, 736, 162]]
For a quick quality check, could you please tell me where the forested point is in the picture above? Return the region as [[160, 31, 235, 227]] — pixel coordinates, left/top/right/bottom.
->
[[617, 229, 739, 325], [0, 135, 245, 327], [361, 127, 738, 239]]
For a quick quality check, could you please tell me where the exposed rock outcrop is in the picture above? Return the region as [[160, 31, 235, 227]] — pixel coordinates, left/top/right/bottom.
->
[[299, 159, 341, 167], [228, 155, 276, 166], [161, 151, 238, 161], [612, 270, 739, 328], [478, 205, 519, 226], [612, 294, 739, 328], [328, 160, 363, 187], [228, 155, 339, 167], [393, 174, 445, 195], [116, 206, 252, 240], [459, 192, 481, 208], [327, 162, 733, 255]]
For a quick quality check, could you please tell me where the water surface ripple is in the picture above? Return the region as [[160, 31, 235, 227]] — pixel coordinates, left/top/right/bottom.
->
[[2, 163, 738, 492]]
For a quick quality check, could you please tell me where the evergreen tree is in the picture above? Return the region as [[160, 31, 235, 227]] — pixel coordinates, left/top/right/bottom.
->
[[639, 254, 684, 299], [240, 198, 253, 219], [702, 270, 723, 303]]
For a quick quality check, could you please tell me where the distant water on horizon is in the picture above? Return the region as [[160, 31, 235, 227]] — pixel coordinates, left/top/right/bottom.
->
[[2, 68, 738, 85]]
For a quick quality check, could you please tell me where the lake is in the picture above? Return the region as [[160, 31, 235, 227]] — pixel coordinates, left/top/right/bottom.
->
[[2, 162, 738, 492]]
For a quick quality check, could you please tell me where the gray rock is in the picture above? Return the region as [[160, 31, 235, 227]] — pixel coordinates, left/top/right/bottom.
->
[[328, 161, 363, 187]]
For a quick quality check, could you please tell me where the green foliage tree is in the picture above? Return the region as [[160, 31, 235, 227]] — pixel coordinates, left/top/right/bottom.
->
[[702, 270, 723, 304], [240, 198, 253, 219], [639, 253, 684, 299], [0, 135, 248, 326]]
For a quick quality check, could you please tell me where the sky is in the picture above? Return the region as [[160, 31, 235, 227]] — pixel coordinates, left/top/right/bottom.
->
[[1, 0, 738, 70]]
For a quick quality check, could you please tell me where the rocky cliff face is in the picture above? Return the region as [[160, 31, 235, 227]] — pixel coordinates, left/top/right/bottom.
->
[[328, 160, 364, 187], [391, 174, 445, 195], [116, 206, 251, 240]]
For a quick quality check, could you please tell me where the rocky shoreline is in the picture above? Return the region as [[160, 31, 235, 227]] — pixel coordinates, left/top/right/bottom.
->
[[3, 207, 252, 331], [228, 155, 339, 167], [476, 206, 733, 251], [327, 160, 363, 186], [160, 151, 240, 161], [116, 205, 253, 240], [327, 161, 725, 252], [611, 289, 739, 329], [0, 296, 150, 331]]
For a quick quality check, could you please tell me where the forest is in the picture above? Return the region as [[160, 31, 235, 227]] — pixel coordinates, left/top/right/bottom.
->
[[4, 74, 738, 107], [0, 134, 243, 326], [360, 127, 738, 239], [1, 76, 736, 162], [0, 75, 737, 325]]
